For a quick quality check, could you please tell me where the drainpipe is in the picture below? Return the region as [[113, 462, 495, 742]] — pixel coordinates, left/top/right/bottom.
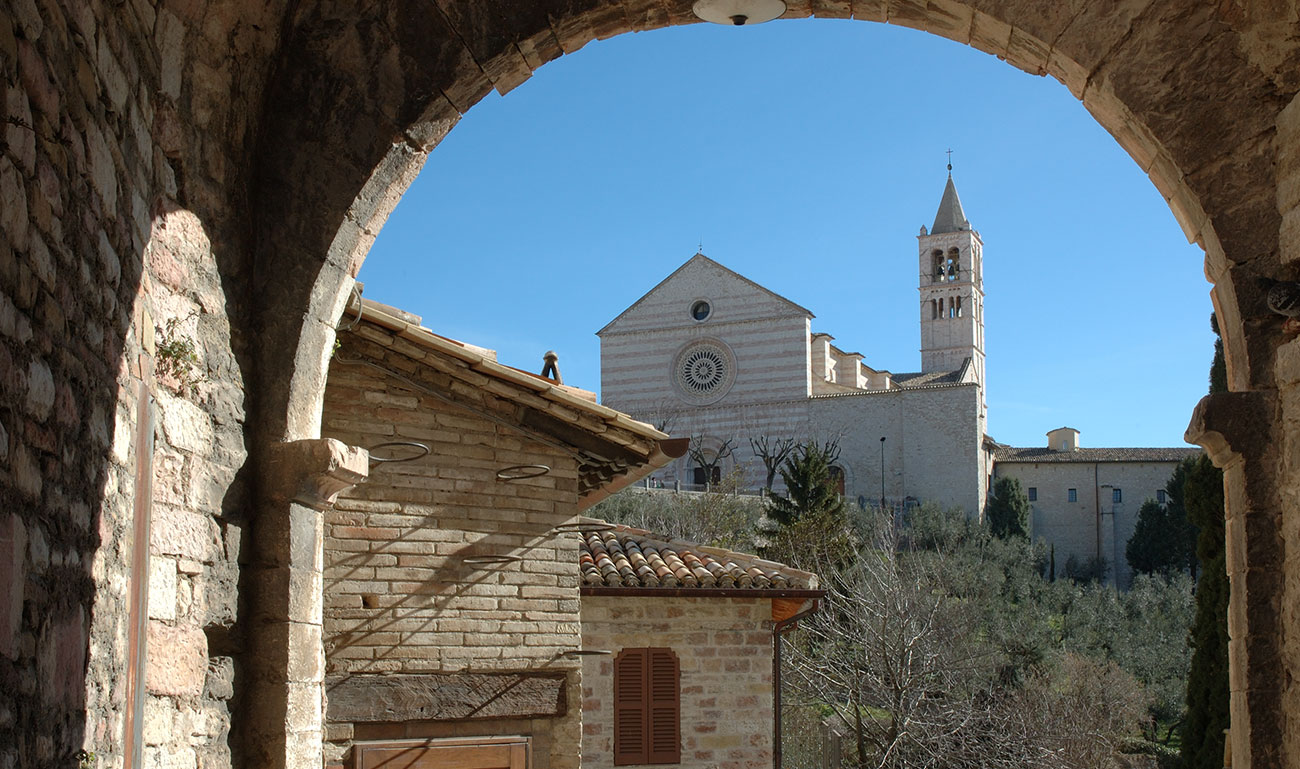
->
[[1094, 462, 1101, 562], [773, 600, 821, 769]]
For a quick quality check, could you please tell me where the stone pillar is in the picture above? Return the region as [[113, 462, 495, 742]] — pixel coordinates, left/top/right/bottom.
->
[[1187, 392, 1284, 769], [246, 439, 368, 768]]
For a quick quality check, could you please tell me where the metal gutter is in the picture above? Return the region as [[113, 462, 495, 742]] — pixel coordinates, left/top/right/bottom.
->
[[580, 587, 825, 600]]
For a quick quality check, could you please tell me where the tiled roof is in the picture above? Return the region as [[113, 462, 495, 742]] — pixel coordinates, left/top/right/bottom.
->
[[578, 521, 817, 592], [891, 369, 965, 387], [339, 298, 688, 506], [994, 446, 1202, 463]]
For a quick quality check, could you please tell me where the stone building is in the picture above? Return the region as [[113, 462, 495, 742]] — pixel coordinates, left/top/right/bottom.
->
[[993, 426, 1200, 588], [318, 298, 687, 768], [601, 181, 1199, 589], [3, 3, 1300, 768], [577, 522, 821, 769], [599, 175, 992, 514]]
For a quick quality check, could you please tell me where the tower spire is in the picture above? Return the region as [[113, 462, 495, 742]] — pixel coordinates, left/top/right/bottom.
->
[[930, 174, 970, 234]]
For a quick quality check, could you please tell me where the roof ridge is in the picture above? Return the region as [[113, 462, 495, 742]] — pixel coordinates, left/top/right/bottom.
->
[[597, 253, 815, 335]]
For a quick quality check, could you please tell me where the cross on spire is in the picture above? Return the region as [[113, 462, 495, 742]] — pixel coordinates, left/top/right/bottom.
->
[[946, 148, 953, 175]]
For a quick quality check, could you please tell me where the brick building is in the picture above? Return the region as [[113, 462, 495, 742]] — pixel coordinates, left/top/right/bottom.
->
[[576, 523, 821, 769], [318, 298, 687, 768]]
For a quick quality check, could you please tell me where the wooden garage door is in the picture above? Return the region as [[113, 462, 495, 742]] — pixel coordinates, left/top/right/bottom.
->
[[354, 736, 530, 769]]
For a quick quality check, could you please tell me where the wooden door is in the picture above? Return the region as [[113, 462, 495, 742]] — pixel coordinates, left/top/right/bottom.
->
[[354, 736, 530, 769]]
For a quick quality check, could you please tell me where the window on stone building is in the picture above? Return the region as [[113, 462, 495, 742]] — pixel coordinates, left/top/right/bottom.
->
[[947, 247, 960, 280], [1157, 489, 1167, 504], [931, 299, 937, 319], [1027, 487, 1037, 502], [614, 648, 681, 765], [1067, 488, 1077, 503], [1113, 488, 1122, 504], [933, 251, 945, 281], [692, 465, 721, 487], [956, 297, 962, 317], [939, 298, 944, 317], [828, 465, 846, 495]]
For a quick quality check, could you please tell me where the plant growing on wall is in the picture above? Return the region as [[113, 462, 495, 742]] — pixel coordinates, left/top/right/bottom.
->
[[155, 315, 205, 395]]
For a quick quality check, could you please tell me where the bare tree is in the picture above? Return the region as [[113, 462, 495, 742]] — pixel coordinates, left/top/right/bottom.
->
[[782, 511, 1147, 769], [638, 398, 685, 435], [687, 437, 735, 488], [749, 435, 796, 491]]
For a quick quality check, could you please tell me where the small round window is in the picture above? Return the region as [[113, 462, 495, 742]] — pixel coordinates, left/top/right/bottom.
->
[[691, 300, 711, 321]]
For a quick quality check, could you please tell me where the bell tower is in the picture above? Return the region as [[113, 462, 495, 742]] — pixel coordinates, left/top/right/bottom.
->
[[918, 168, 986, 413]]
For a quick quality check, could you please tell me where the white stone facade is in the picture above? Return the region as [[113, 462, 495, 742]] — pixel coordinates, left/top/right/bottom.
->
[[598, 210, 991, 513]]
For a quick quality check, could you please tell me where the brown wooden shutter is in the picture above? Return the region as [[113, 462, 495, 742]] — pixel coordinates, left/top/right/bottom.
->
[[614, 649, 648, 765], [646, 648, 681, 764]]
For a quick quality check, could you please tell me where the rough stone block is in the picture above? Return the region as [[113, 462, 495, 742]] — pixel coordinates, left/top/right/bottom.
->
[[148, 557, 177, 621], [146, 621, 208, 697]]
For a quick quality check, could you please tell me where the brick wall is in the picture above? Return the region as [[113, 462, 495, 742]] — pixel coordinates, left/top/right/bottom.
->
[[580, 596, 775, 769], [320, 332, 585, 769]]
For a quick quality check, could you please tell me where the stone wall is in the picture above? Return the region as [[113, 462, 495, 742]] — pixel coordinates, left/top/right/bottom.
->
[[320, 332, 584, 769], [1, 0, 270, 765], [995, 459, 1189, 588], [809, 384, 986, 513], [4, 1, 1300, 767], [580, 596, 776, 769]]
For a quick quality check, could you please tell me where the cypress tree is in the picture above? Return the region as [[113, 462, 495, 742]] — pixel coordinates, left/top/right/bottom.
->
[[1182, 313, 1229, 769], [768, 441, 845, 528], [985, 476, 1030, 539], [1181, 454, 1227, 769]]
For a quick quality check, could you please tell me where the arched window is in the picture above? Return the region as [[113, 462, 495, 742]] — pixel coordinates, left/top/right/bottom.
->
[[956, 297, 963, 317], [932, 251, 945, 282], [946, 248, 960, 281], [828, 465, 846, 495], [938, 298, 944, 317], [930, 299, 937, 319]]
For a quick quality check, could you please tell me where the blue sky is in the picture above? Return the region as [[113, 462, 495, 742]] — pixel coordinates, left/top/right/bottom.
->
[[358, 18, 1213, 449]]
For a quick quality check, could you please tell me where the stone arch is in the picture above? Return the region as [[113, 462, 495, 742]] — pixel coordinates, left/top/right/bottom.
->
[[243, 14, 1296, 758], [4, 1, 1291, 768]]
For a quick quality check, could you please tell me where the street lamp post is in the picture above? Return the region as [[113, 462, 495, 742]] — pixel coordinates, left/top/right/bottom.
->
[[879, 436, 886, 510]]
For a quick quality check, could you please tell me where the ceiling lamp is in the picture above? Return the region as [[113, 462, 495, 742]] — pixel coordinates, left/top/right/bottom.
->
[[692, 0, 786, 26]]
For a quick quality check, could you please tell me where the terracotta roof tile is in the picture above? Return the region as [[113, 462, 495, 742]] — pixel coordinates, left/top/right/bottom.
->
[[577, 521, 816, 591], [994, 446, 1202, 463]]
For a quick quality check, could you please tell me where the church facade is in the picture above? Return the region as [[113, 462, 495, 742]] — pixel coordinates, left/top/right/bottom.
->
[[599, 176, 994, 514], [598, 177, 1197, 587]]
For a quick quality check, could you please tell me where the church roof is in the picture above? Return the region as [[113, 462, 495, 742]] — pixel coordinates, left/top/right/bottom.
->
[[993, 446, 1202, 463], [890, 369, 967, 388], [930, 175, 971, 234], [597, 253, 814, 335]]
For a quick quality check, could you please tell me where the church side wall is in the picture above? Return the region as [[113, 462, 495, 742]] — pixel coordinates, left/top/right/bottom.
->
[[809, 384, 984, 514]]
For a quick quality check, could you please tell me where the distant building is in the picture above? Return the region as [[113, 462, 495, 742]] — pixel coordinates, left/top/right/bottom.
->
[[598, 175, 1198, 588], [993, 427, 1199, 588]]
